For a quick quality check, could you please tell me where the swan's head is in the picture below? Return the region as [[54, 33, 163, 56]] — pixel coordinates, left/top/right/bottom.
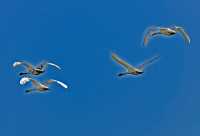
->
[[20, 77, 31, 85]]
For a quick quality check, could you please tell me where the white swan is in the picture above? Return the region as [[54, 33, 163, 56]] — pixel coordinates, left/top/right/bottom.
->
[[13, 60, 61, 76], [143, 26, 191, 46], [20, 77, 68, 93], [111, 52, 159, 77]]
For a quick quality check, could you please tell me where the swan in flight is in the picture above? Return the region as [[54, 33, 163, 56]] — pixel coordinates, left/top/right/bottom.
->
[[111, 53, 159, 77], [143, 26, 191, 46], [13, 60, 61, 76], [20, 77, 68, 93]]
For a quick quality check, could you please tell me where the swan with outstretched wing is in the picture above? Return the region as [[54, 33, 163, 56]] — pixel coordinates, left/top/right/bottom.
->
[[13, 60, 61, 76], [143, 25, 191, 46], [20, 77, 68, 93], [111, 52, 159, 77]]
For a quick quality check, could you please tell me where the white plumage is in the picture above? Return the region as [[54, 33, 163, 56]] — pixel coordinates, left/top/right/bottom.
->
[[13, 60, 61, 76], [19, 77, 68, 93], [143, 26, 191, 46], [20, 77, 31, 85]]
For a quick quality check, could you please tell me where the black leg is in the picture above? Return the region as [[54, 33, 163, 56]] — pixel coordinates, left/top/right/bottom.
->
[[19, 72, 28, 76], [25, 88, 35, 94], [118, 72, 128, 77]]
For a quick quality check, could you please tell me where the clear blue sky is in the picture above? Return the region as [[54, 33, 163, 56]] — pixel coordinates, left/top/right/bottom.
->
[[0, 0, 199, 135]]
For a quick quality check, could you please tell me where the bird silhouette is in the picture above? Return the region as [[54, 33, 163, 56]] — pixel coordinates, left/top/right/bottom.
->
[[111, 52, 159, 77]]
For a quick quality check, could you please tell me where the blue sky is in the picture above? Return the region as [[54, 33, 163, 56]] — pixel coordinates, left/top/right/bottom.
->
[[0, 0, 199, 135]]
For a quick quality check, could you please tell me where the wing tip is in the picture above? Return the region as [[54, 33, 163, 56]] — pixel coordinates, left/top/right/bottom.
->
[[47, 62, 62, 70], [13, 61, 22, 67], [111, 52, 117, 59], [51, 79, 68, 89]]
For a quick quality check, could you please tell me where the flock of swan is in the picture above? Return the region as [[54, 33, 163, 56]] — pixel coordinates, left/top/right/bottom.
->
[[111, 25, 190, 77], [13, 60, 68, 93], [12, 25, 190, 94]]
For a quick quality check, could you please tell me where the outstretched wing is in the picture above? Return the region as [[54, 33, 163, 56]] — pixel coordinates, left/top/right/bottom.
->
[[13, 61, 33, 71], [143, 26, 160, 46], [175, 27, 191, 44], [36, 61, 61, 70], [138, 55, 160, 70], [47, 63, 61, 70], [44, 79, 68, 89], [111, 53, 138, 72]]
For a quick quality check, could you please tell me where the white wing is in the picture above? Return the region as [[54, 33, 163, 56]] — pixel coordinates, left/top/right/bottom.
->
[[13, 61, 23, 67], [47, 63, 61, 70], [45, 79, 68, 89], [138, 55, 160, 70], [111, 53, 139, 72], [176, 27, 191, 44], [55, 80, 68, 89], [20, 77, 31, 85], [13, 61, 33, 71], [143, 26, 160, 46]]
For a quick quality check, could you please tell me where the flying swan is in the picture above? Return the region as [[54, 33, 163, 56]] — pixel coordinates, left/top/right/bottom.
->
[[111, 53, 159, 77], [143, 26, 191, 46], [20, 77, 68, 93], [13, 60, 61, 76]]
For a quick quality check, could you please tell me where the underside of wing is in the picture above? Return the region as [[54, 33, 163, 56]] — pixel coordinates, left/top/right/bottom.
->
[[111, 53, 138, 71], [176, 27, 191, 44], [138, 55, 160, 70], [13, 61, 33, 70], [143, 33, 150, 46], [143, 26, 160, 46], [47, 62, 61, 70]]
